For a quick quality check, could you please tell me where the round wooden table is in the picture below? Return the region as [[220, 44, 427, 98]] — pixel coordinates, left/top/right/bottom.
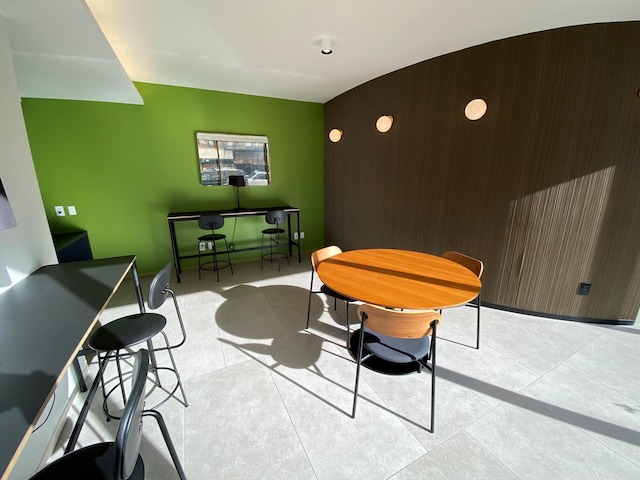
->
[[316, 249, 482, 310], [317, 248, 483, 374]]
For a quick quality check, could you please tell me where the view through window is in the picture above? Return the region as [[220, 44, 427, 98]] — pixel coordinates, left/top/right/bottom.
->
[[196, 132, 270, 186]]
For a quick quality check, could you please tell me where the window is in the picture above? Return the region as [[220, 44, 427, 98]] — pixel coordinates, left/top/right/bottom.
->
[[196, 132, 270, 186]]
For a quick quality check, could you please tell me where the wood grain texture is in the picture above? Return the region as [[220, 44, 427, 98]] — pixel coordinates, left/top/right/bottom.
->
[[357, 304, 441, 339], [324, 22, 640, 321], [316, 249, 481, 310]]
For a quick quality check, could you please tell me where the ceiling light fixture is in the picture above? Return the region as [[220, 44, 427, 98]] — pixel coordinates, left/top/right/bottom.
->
[[321, 38, 333, 55], [465, 98, 488, 120], [376, 115, 393, 133], [328, 128, 343, 142]]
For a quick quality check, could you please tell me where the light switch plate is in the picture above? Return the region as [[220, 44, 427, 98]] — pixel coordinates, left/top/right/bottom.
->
[[68, 206, 77, 215]]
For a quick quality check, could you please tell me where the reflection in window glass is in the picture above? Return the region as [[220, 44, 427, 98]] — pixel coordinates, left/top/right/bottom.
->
[[196, 132, 270, 186]]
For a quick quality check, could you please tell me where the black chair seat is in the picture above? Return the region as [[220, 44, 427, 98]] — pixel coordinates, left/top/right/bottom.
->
[[30, 443, 144, 479], [88, 313, 166, 352], [362, 327, 431, 363], [261, 227, 284, 235], [320, 284, 354, 304], [198, 233, 226, 241]]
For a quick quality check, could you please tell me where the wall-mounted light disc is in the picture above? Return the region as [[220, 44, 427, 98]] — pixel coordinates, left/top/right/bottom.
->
[[376, 115, 393, 133], [328, 128, 343, 142], [465, 99, 487, 120]]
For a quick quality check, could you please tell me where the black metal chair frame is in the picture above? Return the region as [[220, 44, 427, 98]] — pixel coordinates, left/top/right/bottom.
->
[[197, 214, 233, 282], [441, 251, 483, 349], [260, 210, 289, 271], [352, 305, 440, 433], [30, 350, 187, 480], [306, 246, 354, 346], [88, 263, 188, 420]]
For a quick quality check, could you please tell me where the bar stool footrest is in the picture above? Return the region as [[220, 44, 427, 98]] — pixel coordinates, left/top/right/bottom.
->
[[102, 366, 187, 421]]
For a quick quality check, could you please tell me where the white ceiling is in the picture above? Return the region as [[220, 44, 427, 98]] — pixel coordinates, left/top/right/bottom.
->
[[1, 0, 639, 105]]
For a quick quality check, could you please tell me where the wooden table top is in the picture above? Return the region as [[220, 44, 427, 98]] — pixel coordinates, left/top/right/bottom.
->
[[316, 249, 482, 310]]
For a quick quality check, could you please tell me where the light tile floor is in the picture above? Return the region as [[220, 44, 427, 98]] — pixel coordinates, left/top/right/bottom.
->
[[48, 255, 640, 479]]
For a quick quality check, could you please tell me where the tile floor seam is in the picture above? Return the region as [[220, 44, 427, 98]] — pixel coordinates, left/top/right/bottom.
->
[[520, 395, 640, 471], [494, 313, 602, 350], [561, 338, 640, 390], [559, 359, 640, 403], [477, 339, 554, 380], [460, 428, 524, 480], [565, 416, 640, 470], [265, 367, 320, 480]]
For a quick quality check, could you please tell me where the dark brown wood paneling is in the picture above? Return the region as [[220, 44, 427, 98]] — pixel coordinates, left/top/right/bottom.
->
[[324, 22, 640, 321]]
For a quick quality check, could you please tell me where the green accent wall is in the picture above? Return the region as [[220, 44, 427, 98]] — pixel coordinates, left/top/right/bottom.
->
[[21, 82, 324, 274]]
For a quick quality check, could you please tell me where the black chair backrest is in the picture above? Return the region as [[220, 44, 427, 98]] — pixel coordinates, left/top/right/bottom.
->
[[114, 349, 149, 480], [265, 210, 286, 226], [198, 214, 224, 231], [148, 263, 172, 310]]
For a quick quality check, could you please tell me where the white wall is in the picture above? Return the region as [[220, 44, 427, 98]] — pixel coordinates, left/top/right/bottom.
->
[[0, 14, 57, 294], [1, 14, 63, 476]]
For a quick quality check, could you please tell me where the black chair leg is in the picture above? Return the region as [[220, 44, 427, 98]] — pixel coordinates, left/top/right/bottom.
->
[[143, 409, 188, 480], [476, 294, 481, 349], [430, 325, 437, 433], [212, 240, 220, 282]]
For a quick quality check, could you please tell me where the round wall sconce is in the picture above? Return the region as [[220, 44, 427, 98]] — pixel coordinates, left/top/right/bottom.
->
[[328, 128, 343, 142], [465, 98, 487, 120], [376, 115, 393, 133]]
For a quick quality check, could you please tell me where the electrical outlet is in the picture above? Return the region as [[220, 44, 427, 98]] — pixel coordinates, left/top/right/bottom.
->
[[54, 206, 65, 217], [208, 241, 213, 250], [578, 282, 591, 295], [294, 232, 298, 240], [300, 232, 305, 239], [199, 242, 206, 251], [68, 205, 77, 215]]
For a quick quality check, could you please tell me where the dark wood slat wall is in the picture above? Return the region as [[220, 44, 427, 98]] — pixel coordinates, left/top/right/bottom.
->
[[324, 22, 640, 321]]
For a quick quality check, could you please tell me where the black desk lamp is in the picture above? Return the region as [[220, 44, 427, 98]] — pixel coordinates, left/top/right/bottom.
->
[[0, 177, 17, 230], [228, 175, 246, 210]]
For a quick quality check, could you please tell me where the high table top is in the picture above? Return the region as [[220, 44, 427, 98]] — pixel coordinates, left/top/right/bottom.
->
[[167, 205, 299, 220], [317, 249, 482, 310], [0, 256, 136, 480]]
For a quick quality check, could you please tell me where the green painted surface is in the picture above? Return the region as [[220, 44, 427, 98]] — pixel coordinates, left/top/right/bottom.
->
[[22, 83, 324, 274]]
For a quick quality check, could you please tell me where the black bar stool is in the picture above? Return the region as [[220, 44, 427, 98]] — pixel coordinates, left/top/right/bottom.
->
[[197, 214, 233, 282], [88, 263, 188, 420], [261, 210, 289, 271]]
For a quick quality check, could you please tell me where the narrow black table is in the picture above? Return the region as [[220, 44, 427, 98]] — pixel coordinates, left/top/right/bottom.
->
[[0, 256, 144, 480], [167, 206, 301, 283]]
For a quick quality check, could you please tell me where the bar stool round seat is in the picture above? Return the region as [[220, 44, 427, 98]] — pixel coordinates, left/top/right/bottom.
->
[[88, 313, 166, 353]]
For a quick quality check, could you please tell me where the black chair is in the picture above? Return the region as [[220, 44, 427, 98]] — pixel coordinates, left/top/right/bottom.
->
[[197, 214, 233, 282], [441, 251, 483, 349], [88, 263, 188, 419], [260, 210, 289, 271], [352, 304, 441, 433], [30, 350, 187, 480], [306, 245, 355, 346]]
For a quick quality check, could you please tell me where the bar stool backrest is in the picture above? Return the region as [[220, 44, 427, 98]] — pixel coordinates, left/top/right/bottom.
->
[[265, 210, 286, 226], [114, 349, 149, 480], [148, 263, 173, 310], [198, 214, 224, 231]]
